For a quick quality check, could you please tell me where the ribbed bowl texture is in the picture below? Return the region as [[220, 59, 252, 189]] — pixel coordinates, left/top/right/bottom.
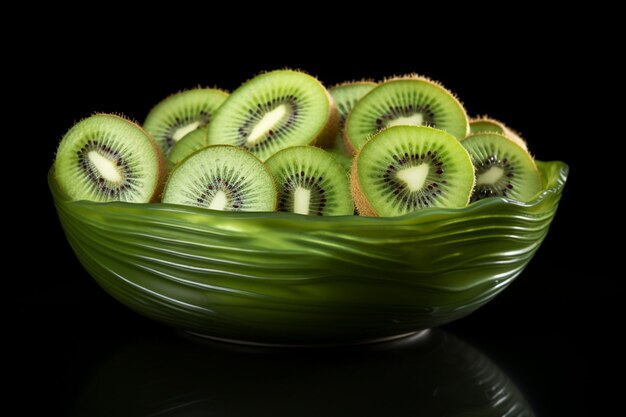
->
[[50, 160, 568, 345]]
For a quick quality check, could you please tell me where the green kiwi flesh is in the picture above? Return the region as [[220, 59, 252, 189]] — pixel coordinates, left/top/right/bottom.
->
[[143, 88, 228, 155], [346, 76, 469, 153], [468, 116, 528, 150], [351, 126, 474, 217], [265, 146, 353, 216], [168, 127, 210, 165], [162, 145, 276, 212], [54, 114, 164, 203], [207, 70, 338, 161], [462, 133, 541, 203], [469, 118, 506, 135], [328, 81, 376, 171]]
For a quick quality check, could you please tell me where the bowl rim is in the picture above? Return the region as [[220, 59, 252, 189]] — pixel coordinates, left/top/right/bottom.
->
[[49, 160, 568, 224]]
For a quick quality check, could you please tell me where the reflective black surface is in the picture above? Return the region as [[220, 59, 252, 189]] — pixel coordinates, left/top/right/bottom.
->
[[71, 330, 533, 417], [18, 286, 597, 416]]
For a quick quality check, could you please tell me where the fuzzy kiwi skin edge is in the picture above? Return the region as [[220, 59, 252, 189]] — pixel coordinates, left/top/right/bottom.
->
[[55, 113, 167, 203], [350, 126, 476, 217], [343, 74, 470, 155], [130, 114, 168, 202], [306, 78, 340, 149], [350, 154, 378, 216], [111, 114, 168, 203], [209, 70, 340, 154], [329, 80, 377, 158], [265, 145, 353, 216], [463, 132, 540, 203], [468, 116, 528, 151], [143, 88, 229, 156], [162, 144, 278, 212]]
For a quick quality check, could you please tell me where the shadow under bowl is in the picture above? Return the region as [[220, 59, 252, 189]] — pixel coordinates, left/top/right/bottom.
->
[[50, 161, 568, 345]]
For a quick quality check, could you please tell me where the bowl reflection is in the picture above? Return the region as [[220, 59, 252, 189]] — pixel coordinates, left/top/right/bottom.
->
[[71, 330, 534, 417]]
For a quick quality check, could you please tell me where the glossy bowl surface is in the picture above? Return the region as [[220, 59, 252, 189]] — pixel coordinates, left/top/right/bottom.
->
[[50, 161, 568, 345]]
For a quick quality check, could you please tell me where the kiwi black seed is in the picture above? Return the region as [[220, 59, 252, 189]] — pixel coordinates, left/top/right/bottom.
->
[[143, 88, 228, 155], [54, 114, 165, 203], [328, 81, 377, 172], [265, 146, 353, 216], [168, 127, 210, 166], [162, 145, 276, 212], [345, 75, 469, 153], [351, 126, 475, 217], [462, 133, 541, 203], [207, 70, 338, 161], [468, 116, 528, 150]]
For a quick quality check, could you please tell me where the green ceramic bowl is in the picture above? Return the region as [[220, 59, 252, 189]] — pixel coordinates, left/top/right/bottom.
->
[[50, 161, 568, 345]]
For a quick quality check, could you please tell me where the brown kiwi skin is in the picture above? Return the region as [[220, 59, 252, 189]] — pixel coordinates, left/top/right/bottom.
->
[[306, 76, 339, 149], [224, 69, 339, 150], [343, 74, 469, 155], [328, 79, 378, 157], [144, 87, 229, 156], [330, 79, 377, 90], [94, 113, 167, 203], [164, 144, 278, 211], [349, 148, 378, 217], [349, 125, 477, 217], [470, 115, 528, 150]]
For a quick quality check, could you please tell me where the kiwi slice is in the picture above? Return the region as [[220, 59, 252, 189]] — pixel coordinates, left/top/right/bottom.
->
[[162, 145, 276, 212], [328, 81, 377, 171], [462, 133, 541, 203], [207, 70, 338, 161], [168, 127, 209, 166], [351, 126, 474, 217], [468, 116, 528, 150], [54, 114, 165, 203], [143, 88, 228, 155], [469, 117, 506, 135], [265, 146, 353, 216], [345, 75, 469, 153]]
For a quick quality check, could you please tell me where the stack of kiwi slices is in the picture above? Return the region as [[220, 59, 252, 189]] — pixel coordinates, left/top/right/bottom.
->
[[53, 69, 543, 217]]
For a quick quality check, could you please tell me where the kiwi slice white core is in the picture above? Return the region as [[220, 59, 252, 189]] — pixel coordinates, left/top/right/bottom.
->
[[265, 145, 353, 216], [477, 166, 504, 185], [208, 70, 335, 161], [172, 121, 201, 142], [387, 113, 425, 128], [462, 133, 542, 202], [247, 104, 288, 145], [293, 187, 312, 215], [351, 126, 475, 217], [208, 190, 229, 210], [87, 151, 124, 183], [396, 164, 430, 192], [143, 88, 228, 155], [162, 145, 276, 212]]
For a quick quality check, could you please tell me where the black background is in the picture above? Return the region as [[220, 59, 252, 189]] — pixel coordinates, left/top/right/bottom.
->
[[20, 31, 612, 416]]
